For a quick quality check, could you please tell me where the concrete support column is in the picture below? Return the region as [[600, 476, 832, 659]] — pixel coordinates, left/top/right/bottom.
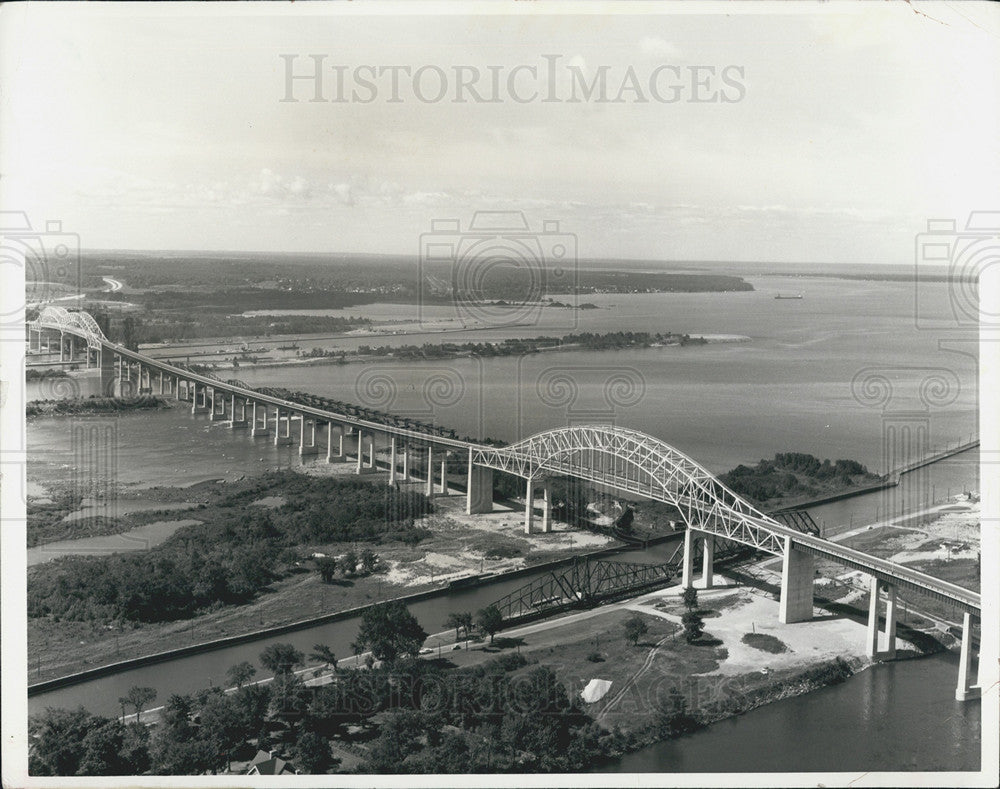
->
[[190, 383, 198, 414], [883, 585, 897, 658], [356, 431, 365, 473], [439, 456, 448, 494], [401, 444, 409, 480], [59, 332, 66, 361], [367, 434, 376, 469], [542, 481, 553, 533], [866, 576, 882, 658], [681, 528, 695, 589], [466, 456, 494, 515], [273, 408, 292, 445], [230, 397, 249, 429], [425, 447, 434, 496], [388, 437, 397, 485], [251, 402, 266, 436], [99, 349, 115, 397], [956, 612, 979, 701], [299, 415, 319, 455], [524, 479, 535, 535], [696, 535, 715, 589], [212, 389, 225, 420], [325, 423, 336, 462], [779, 536, 815, 624]]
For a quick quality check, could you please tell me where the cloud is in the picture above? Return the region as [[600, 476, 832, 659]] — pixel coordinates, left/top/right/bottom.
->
[[255, 168, 311, 199], [639, 37, 682, 59]]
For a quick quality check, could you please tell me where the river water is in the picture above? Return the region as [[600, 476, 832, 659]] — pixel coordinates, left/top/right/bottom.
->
[[25, 273, 982, 771]]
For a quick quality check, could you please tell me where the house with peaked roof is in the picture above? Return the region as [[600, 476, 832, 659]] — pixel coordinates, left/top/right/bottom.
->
[[246, 749, 297, 776]]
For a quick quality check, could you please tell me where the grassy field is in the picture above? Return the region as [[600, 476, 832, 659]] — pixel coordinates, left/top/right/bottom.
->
[[26, 477, 621, 684]]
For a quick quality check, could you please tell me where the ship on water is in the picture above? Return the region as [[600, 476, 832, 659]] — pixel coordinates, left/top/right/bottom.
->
[[774, 294, 803, 299]]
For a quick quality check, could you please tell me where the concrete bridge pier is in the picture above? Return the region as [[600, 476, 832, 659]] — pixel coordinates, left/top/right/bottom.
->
[[466, 455, 494, 515], [866, 577, 898, 658], [681, 528, 695, 588], [273, 408, 293, 445], [191, 383, 209, 414], [956, 612, 981, 701], [299, 415, 319, 455], [425, 447, 434, 496], [339, 429, 358, 464], [388, 437, 397, 484], [439, 455, 448, 495], [695, 534, 714, 589], [100, 349, 115, 396], [524, 478, 535, 534], [401, 442, 409, 481], [354, 431, 376, 473], [251, 402, 270, 437], [229, 397, 249, 429], [541, 481, 553, 533], [779, 536, 815, 624], [326, 423, 348, 462], [681, 528, 715, 589]]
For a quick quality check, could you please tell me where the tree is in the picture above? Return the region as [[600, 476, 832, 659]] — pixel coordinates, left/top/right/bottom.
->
[[291, 730, 334, 774], [342, 550, 358, 576], [360, 548, 379, 574], [309, 644, 338, 674], [259, 642, 305, 676], [476, 605, 503, 644], [315, 556, 337, 583], [623, 614, 648, 646], [28, 707, 95, 776], [124, 686, 157, 723], [76, 719, 130, 775], [356, 600, 428, 662], [682, 587, 699, 611], [198, 693, 244, 772], [445, 612, 466, 642], [226, 661, 257, 690], [655, 687, 700, 738], [365, 709, 426, 773], [269, 672, 311, 721], [459, 611, 474, 639], [682, 610, 705, 644], [232, 684, 272, 739], [159, 694, 195, 739]]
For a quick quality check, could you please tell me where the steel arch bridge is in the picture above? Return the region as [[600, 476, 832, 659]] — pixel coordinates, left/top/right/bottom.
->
[[471, 425, 788, 554], [25, 309, 981, 614], [36, 305, 109, 350]]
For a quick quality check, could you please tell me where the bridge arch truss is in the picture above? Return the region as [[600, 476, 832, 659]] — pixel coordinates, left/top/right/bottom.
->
[[471, 425, 787, 554]]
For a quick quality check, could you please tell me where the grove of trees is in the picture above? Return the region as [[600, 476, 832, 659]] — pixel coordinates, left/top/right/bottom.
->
[[27, 472, 432, 625]]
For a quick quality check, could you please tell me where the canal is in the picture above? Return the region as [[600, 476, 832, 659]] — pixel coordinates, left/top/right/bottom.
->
[[27, 450, 980, 772]]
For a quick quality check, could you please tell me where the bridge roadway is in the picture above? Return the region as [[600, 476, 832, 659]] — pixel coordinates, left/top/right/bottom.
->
[[28, 308, 983, 699], [111, 345, 474, 453]]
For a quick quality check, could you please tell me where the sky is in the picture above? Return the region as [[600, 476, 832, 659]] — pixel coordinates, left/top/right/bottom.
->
[[1, 1, 998, 264]]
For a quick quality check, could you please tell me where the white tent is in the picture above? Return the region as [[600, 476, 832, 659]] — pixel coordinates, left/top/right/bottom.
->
[[580, 678, 613, 704]]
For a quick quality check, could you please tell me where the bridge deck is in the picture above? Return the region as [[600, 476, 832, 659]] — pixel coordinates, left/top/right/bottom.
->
[[32, 313, 980, 616]]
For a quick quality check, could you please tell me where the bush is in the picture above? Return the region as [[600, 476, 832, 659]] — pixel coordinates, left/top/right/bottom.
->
[[741, 632, 788, 654], [586, 651, 605, 663]]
